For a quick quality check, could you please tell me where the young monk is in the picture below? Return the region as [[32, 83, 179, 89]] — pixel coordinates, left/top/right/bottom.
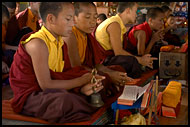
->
[[9, 2, 105, 123], [95, 2, 157, 78], [63, 2, 133, 93], [126, 7, 165, 56], [126, 7, 165, 69], [163, 14, 180, 46], [161, 5, 176, 34], [5, 2, 41, 46]]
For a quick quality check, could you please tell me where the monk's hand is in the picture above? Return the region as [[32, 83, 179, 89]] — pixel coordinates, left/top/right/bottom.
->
[[140, 54, 158, 69], [151, 30, 164, 44], [108, 71, 133, 86], [81, 72, 93, 84], [80, 81, 104, 96], [94, 75, 106, 82]]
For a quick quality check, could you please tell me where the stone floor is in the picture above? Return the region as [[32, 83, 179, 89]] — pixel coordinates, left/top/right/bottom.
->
[[2, 80, 188, 125]]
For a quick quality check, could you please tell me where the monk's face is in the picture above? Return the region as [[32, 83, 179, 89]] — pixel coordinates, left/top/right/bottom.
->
[[52, 3, 74, 37], [128, 3, 138, 23], [7, 7, 16, 18], [149, 12, 165, 31], [74, 4, 98, 34]]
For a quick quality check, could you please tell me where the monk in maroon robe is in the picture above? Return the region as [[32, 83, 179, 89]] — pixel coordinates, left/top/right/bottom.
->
[[64, 3, 134, 95], [9, 3, 106, 123], [125, 7, 165, 69], [5, 2, 41, 46]]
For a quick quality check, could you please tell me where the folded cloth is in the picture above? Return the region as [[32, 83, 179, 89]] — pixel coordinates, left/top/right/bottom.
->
[[162, 81, 181, 108], [2, 90, 121, 125], [160, 45, 175, 52]]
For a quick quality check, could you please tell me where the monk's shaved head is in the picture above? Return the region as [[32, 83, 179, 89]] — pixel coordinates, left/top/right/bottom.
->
[[39, 2, 72, 22], [73, 2, 96, 16]]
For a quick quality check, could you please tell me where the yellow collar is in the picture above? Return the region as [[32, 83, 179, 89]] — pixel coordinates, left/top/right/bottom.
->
[[41, 26, 64, 45]]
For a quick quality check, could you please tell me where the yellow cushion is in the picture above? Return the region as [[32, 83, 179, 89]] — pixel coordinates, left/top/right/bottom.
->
[[162, 81, 181, 108]]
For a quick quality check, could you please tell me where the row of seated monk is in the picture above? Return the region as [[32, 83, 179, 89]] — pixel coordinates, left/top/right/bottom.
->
[[2, 2, 182, 124]]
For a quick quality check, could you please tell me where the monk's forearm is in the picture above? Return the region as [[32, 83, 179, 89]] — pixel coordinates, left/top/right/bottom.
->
[[41, 75, 91, 91], [96, 64, 113, 73], [115, 49, 142, 65], [114, 49, 133, 56], [144, 40, 155, 54]]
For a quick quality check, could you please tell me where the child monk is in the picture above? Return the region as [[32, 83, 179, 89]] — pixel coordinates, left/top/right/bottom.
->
[[127, 7, 165, 56], [126, 7, 165, 68], [95, 2, 157, 76], [9, 2, 105, 123], [63, 2, 134, 93]]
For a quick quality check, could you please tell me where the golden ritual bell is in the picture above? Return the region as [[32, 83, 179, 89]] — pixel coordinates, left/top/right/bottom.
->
[[90, 68, 104, 107]]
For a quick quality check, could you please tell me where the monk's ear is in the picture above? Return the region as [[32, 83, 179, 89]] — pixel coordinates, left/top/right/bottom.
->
[[46, 14, 56, 25], [148, 18, 152, 24]]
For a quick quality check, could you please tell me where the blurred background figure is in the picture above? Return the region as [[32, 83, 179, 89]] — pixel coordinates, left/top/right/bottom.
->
[[135, 13, 146, 25], [161, 5, 172, 23], [5, 2, 41, 46], [3, 2, 16, 18], [97, 13, 107, 25], [15, 2, 20, 15]]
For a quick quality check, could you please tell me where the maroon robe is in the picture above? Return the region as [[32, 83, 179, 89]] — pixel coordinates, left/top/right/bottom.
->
[[9, 31, 125, 123], [9, 32, 90, 113], [89, 32, 142, 78], [5, 8, 40, 46], [124, 22, 152, 55], [81, 34, 127, 96]]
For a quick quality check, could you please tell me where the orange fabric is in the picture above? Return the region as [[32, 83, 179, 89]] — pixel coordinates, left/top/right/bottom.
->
[[160, 45, 175, 52], [179, 40, 188, 53], [2, 99, 49, 125], [16, 8, 40, 31], [72, 26, 87, 63], [26, 9, 38, 31], [2, 24, 6, 43], [2, 74, 9, 80], [162, 81, 182, 108]]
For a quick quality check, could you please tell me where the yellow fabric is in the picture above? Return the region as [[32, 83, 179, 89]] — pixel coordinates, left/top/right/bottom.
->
[[21, 26, 64, 72], [95, 14, 127, 50], [162, 81, 182, 108], [26, 9, 38, 31], [72, 26, 87, 63]]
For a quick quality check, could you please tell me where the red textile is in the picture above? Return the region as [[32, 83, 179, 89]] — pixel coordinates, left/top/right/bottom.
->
[[127, 22, 152, 47], [84, 33, 114, 67], [5, 9, 40, 45], [16, 8, 40, 31], [9, 32, 89, 113], [124, 22, 152, 55], [5, 15, 20, 45]]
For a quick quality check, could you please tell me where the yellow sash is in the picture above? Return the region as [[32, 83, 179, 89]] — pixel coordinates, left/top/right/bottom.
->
[[72, 26, 87, 63], [21, 26, 64, 72]]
